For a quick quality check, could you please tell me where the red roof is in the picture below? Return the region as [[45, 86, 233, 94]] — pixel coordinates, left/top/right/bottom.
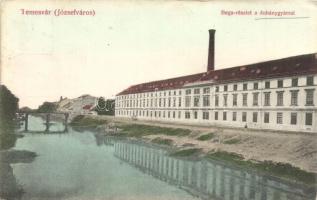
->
[[82, 104, 93, 110], [117, 53, 317, 95]]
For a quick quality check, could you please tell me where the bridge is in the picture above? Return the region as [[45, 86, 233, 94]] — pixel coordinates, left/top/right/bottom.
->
[[17, 112, 69, 133]]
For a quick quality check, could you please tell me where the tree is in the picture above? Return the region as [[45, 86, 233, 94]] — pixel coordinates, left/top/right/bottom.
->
[[37, 102, 57, 113], [0, 85, 19, 149], [94, 98, 115, 115], [0, 85, 19, 127]]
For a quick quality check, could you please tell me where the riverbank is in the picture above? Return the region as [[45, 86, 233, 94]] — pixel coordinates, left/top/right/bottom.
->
[[70, 115, 317, 186]]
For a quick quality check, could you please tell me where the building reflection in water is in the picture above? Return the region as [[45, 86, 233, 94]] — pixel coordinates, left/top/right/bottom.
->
[[94, 136, 316, 200]]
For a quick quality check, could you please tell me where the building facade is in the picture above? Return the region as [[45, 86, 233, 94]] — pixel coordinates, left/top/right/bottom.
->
[[115, 30, 317, 133]]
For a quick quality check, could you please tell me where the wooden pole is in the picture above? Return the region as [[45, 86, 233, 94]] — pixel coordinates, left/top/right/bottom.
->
[[45, 114, 50, 132], [24, 113, 29, 132], [64, 113, 69, 132]]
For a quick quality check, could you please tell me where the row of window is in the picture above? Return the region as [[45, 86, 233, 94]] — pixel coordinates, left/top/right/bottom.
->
[[116, 110, 313, 126], [117, 89, 315, 108], [215, 76, 314, 92], [117, 76, 315, 101], [214, 89, 314, 107]]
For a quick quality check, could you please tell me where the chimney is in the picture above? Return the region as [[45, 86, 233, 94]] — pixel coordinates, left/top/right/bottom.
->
[[207, 29, 216, 71]]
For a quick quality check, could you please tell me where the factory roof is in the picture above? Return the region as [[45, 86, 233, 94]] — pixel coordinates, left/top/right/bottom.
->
[[117, 53, 317, 95]]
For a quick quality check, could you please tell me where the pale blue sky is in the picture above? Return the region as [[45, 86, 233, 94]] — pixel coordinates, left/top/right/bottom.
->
[[1, 0, 317, 108]]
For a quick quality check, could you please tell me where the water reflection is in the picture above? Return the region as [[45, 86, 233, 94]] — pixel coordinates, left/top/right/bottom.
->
[[0, 150, 37, 200], [93, 137, 317, 200], [9, 128, 198, 200]]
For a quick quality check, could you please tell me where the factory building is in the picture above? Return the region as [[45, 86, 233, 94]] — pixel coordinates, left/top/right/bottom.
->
[[115, 30, 317, 133]]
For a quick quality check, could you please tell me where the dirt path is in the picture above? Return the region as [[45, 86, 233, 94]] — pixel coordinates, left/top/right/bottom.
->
[[90, 115, 317, 173]]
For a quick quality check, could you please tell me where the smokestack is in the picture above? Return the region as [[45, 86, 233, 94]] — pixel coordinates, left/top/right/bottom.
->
[[207, 29, 216, 71]]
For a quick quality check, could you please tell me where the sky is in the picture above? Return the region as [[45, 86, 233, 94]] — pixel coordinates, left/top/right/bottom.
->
[[1, 0, 317, 109]]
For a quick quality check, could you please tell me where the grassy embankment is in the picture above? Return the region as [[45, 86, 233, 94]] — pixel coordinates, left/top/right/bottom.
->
[[70, 115, 191, 138], [206, 151, 316, 186]]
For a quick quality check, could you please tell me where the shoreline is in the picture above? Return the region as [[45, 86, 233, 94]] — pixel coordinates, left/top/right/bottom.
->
[[70, 115, 317, 186]]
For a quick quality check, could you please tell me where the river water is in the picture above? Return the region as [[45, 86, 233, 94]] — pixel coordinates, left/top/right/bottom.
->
[[3, 116, 316, 200]]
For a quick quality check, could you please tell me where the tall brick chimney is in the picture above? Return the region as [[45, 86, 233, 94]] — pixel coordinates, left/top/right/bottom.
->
[[207, 29, 216, 71]]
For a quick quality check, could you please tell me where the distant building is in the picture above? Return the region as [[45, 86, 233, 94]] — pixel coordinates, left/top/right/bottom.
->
[[57, 95, 97, 116], [115, 30, 317, 133]]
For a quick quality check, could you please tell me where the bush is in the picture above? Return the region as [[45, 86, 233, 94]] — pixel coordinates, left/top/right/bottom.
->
[[197, 133, 215, 141], [206, 151, 316, 185], [37, 102, 57, 113], [117, 124, 191, 137], [223, 138, 240, 144], [170, 148, 202, 157], [151, 137, 173, 146], [70, 115, 107, 127]]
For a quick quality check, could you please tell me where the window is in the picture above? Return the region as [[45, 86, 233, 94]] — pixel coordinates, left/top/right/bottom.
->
[[203, 95, 210, 107], [223, 112, 227, 121], [232, 94, 237, 106], [185, 96, 191, 107], [178, 97, 182, 107], [242, 93, 248, 106], [277, 91, 284, 106], [278, 80, 283, 88], [243, 83, 248, 91], [173, 98, 176, 107], [292, 78, 298, 87], [203, 111, 209, 120], [179, 90, 182, 95], [203, 87, 210, 94], [264, 92, 270, 106], [215, 95, 219, 107], [224, 85, 228, 92], [168, 111, 170, 118], [305, 113, 313, 126], [305, 89, 314, 106], [265, 81, 270, 89], [242, 112, 247, 122], [185, 112, 190, 119], [168, 98, 171, 107], [233, 84, 238, 91], [254, 82, 258, 90], [253, 93, 259, 106], [223, 94, 228, 107], [290, 90, 299, 106], [178, 111, 181, 119], [173, 111, 175, 118], [194, 88, 200, 94], [185, 89, 191, 95], [194, 96, 200, 107], [194, 111, 198, 119], [215, 112, 218, 120], [264, 113, 269, 123], [232, 112, 237, 121], [291, 113, 297, 125], [307, 76, 314, 86], [253, 112, 258, 123], [215, 86, 219, 92], [277, 112, 283, 124]]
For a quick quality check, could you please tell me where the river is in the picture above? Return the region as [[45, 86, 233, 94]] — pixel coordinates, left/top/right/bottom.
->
[[2, 115, 316, 200]]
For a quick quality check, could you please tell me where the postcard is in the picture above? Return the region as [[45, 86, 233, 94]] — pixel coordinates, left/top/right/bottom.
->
[[1, 0, 317, 200]]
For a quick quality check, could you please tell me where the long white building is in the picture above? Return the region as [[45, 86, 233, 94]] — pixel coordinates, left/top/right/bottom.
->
[[115, 30, 317, 133]]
